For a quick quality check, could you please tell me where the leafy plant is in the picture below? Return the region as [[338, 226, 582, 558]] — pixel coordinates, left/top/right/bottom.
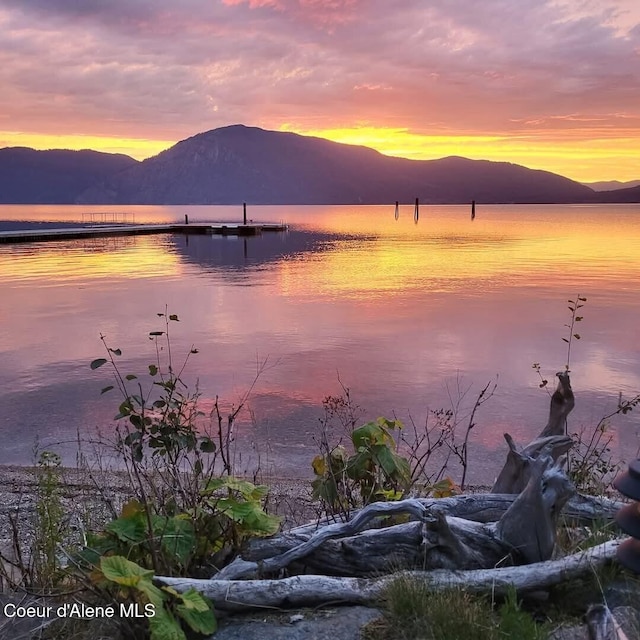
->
[[533, 294, 586, 391], [93, 555, 217, 640], [532, 295, 640, 494], [32, 451, 66, 591], [563, 295, 586, 372], [568, 392, 640, 494], [78, 499, 196, 576], [312, 417, 411, 512]]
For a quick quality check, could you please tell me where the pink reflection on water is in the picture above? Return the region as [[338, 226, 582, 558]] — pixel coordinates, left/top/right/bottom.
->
[[1, 204, 640, 482]]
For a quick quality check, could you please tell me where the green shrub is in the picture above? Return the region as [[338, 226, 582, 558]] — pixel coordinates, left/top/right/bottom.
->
[[311, 417, 411, 513]]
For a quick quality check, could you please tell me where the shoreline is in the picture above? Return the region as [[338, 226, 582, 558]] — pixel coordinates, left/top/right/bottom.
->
[[0, 464, 319, 555]]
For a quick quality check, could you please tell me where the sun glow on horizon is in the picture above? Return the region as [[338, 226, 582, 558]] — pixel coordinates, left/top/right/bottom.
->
[[0, 132, 173, 160], [2, 125, 639, 184], [280, 125, 640, 183]]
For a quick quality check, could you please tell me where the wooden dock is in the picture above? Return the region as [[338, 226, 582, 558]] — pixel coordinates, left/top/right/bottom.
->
[[0, 222, 288, 244]]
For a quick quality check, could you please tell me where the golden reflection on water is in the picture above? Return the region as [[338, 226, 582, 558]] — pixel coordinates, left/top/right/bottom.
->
[[277, 207, 640, 299], [2, 204, 640, 475], [0, 235, 182, 284]]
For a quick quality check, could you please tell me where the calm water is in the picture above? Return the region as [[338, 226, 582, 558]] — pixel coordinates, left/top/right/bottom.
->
[[1, 203, 639, 483]]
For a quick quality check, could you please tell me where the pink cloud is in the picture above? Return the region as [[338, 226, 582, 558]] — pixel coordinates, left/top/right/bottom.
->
[[0, 0, 638, 165]]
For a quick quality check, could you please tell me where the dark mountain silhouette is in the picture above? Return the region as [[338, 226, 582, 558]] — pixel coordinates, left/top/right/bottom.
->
[[3, 127, 638, 205], [78, 125, 600, 205], [590, 184, 640, 203], [583, 179, 640, 191], [0, 147, 138, 204]]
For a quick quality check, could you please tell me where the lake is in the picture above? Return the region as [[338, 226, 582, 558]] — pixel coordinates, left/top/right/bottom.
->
[[1, 203, 639, 485]]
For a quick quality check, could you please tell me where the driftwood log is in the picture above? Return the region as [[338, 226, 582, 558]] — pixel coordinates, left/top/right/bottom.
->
[[156, 371, 627, 613], [241, 492, 622, 563], [159, 540, 623, 612], [213, 454, 573, 581]]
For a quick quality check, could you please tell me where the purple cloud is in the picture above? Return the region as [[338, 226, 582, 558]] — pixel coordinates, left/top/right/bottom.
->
[[0, 0, 638, 161]]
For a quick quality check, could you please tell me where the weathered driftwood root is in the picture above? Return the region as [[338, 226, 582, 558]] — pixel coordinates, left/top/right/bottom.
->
[[242, 493, 624, 569], [158, 539, 622, 612], [492, 434, 573, 493], [215, 499, 515, 580], [541, 371, 575, 437], [493, 371, 576, 493], [215, 457, 574, 580], [496, 455, 574, 563]]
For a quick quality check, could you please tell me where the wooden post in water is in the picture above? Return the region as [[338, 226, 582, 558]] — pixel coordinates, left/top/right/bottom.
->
[[185, 214, 189, 225], [471, 200, 476, 220], [414, 197, 419, 223], [394, 201, 399, 220], [243, 202, 247, 225]]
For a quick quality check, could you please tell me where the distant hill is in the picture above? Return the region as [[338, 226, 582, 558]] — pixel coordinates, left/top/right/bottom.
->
[[78, 125, 598, 205], [583, 179, 640, 191], [4, 127, 638, 205], [590, 184, 640, 203], [0, 148, 138, 204]]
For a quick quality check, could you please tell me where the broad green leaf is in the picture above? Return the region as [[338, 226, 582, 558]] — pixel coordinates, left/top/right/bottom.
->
[[101, 385, 114, 394], [148, 610, 186, 640], [311, 476, 339, 505], [352, 421, 395, 449], [109, 348, 122, 356], [248, 484, 269, 500], [373, 444, 400, 477], [223, 477, 258, 496], [149, 364, 158, 376], [106, 513, 147, 544], [157, 517, 195, 566], [125, 374, 137, 381], [139, 581, 187, 640], [176, 588, 210, 612], [202, 477, 224, 494], [90, 358, 107, 370], [176, 590, 217, 634], [100, 555, 153, 587]]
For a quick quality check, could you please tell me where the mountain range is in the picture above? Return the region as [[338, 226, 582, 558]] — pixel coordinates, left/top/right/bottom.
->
[[1, 125, 638, 205], [0, 147, 137, 204], [583, 179, 640, 191]]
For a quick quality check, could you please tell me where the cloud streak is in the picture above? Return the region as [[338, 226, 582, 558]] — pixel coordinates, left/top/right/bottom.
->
[[0, 0, 639, 180]]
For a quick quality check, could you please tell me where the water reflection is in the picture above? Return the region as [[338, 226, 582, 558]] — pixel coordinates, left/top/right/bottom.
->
[[170, 229, 349, 274], [1, 204, 639, 480], [0, 235, 181, 283]]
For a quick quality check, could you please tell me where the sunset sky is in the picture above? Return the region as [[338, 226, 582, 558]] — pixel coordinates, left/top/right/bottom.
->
[[1, 0, 639, 182]]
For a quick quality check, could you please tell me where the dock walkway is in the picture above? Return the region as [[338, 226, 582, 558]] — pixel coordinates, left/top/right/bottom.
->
[[0, 222, 288, 244]]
